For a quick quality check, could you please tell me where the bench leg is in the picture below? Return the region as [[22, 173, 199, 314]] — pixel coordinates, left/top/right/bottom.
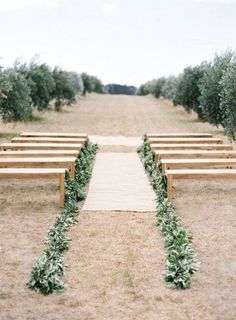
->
[[167, 174, 173, 201], [59, 173, 65, 207], [70, 162, 75, 178], [162, 163, 167, 174]]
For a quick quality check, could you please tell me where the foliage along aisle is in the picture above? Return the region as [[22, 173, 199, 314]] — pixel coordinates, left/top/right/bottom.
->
[[137, 136, 198, 289], [28, 140, 98, 295]]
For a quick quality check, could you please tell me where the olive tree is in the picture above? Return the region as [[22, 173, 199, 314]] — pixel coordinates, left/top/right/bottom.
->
[[150, 78, 166, 98], [0, 66, 10, 100], [219, 62, 236, 141], [27, 63, 55, 111], [52, 68, 76, 111], [161, 76, 179, 102], [16, 60, 55, 111], [174, 65, 206, 119], [0, 69, 32, 121], [199, 51, 234, 126], [136, 84, 149, 95], [81, 73, 104, 95], [67, 72, 83, 94]]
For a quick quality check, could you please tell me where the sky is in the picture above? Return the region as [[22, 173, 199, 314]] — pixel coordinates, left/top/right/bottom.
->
[[0, 0, 236, 86]]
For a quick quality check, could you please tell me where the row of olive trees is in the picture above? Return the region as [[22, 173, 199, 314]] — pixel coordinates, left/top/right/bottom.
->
[[81, 73, 105, 96], [0, 59, 104, 122], [105, 84, 137, 95], [137, 51, 236, 141]]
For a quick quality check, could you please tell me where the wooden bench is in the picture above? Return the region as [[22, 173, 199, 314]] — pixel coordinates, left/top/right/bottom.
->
[[161, 158, 236, 173], [0, 143, 82, 151], [0, 168, 67, 206], [20, 132, 88, 139], [0, 150, 79, 158], [154, 150, 236, 160], [0, 157, 77, 177], [166, 168, 236, 200], [146, 133, 213, 138], [12, 137, 86, 145], [148, 137, 223, 144], [150, 143, 233, 151]]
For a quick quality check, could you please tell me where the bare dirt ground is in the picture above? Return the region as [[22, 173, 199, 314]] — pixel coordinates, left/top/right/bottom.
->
[[0, 94, 236, 320]]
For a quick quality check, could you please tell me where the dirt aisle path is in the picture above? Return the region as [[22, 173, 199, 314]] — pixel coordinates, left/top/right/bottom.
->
[[0, 94, 235, 320], [83, 153, 156, 211]]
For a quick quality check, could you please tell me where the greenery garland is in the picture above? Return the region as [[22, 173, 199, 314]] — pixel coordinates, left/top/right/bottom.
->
[[137, 136, 198, 289], [28, 140, 98, 295]]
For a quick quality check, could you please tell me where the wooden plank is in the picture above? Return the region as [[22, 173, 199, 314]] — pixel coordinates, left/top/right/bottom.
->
[[166, 168, 236, 178], [0, 150, 79, 157], [0, 168, 66, 206], [12, 137, 86, 144], [155, 150, 236, 160], [1, 143, 82, 151], [148, 137, 223, 144], [165, 168, 236, 200], [150, 143, 233, 151], [0, 167, 66, 176], [20, 132, 88, 139], [59, 173, 65, 207], [0, 157, 76, 177], [162, 158, 236, 173], [167, 174, 173, 200], [146, 133, 213, 138]]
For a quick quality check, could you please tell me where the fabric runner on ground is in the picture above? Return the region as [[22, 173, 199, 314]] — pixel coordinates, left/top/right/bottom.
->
[[89, 135, 142, 146], [83, 152, 156, 212]]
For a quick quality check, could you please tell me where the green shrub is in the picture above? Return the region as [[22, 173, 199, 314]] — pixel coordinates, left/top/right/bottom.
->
[[28, 140, 98, 294], [28, 249, 65, 295], [138, 139, 198, 289]]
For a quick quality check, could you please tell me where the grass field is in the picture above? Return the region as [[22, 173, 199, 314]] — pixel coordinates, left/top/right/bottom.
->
[[0, 94, 235, 320]]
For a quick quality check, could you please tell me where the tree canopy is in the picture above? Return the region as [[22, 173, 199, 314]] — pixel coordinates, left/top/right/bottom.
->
[[137, 50, 236, 141], [105, 84, 136, 95]]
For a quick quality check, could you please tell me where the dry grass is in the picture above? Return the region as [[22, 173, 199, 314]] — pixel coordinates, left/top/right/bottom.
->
[[0, 94, 235, 320]]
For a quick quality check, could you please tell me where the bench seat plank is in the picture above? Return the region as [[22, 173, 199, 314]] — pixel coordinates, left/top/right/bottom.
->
[[154, 150, 236, 160], [0, 168, 66, 206], [1, 143, 82, 151], [0, 167, 66, 176], [162, 158, 236, 172], [148, 137, 223, 144], [151, 143, 233, 151], [12, 137, 86, 144], [20, 132, 88, 139], [0, 157, 76, 177], [166, 168, 236, 178], [0, 150, 79, 157], [146, 133, 213, 138], [165, 168, 236, 200]]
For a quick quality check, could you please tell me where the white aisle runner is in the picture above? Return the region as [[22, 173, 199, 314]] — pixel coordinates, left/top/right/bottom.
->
[[83, 153, 156, 212]]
